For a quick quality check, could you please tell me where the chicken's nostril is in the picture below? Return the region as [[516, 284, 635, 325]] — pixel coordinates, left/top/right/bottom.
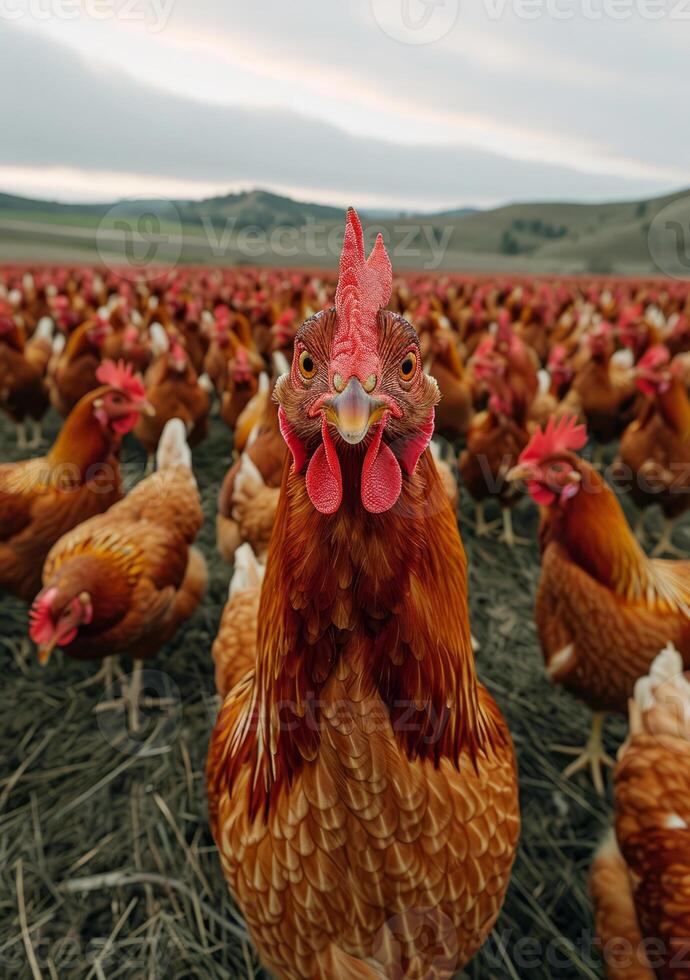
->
[[332, 373, 345, 393]]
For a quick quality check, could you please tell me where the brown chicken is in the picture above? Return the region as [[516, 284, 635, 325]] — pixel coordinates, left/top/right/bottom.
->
[[424, 327, 474, 439], [565, 321, 638, 458], [49, 316, 110, 416], [617, 344, 690, 556], [592, 643, 690, 978], [212, 542, 265, 698], [217, 392, 287, 563], [507, 415, 690, 792], [0, 360, 153, 601], [29, 418, 207, 726], [207, 209, 518, 979], [134, 327, 210, 467], [459, 351, 530, 547], [0, 308, 51, 447]]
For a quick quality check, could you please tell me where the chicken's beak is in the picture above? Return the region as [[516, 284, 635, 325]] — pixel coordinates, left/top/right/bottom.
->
[[138, 400, 156, 417], [37, 636, 58, 666], [323, 378, 386, 445], [506, 463, 537, 484]]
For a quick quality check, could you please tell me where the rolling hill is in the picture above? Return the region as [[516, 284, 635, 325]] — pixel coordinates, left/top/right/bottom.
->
[[0, 186, 688, 276]]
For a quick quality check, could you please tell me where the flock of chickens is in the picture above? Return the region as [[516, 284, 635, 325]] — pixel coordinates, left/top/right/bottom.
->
[[2, 224, 690, 978]]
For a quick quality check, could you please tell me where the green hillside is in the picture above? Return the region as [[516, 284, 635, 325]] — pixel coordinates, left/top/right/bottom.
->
[[0, 186, 688, 276]]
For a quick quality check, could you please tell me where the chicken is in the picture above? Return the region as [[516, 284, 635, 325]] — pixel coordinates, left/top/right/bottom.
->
[[219, 347, 261, 433], [507, 415, 690, 793], [219, 453, 280, 564], [217, 392, 287, 563], [459, 350, 530, 546], [616, 345, 690, 556], [207, 209, 519, 979], [591, 643, 690, 979], [0, 360, 153, 601], [423, 326, 474, 439], [566, 321, 638, 459], [0, 309, 51, 448], [134, 325, 210, 468], [49, 316, 110, 416], [212, 543, 265, 698], [29, 417, 207, 727], [232, 370, 270, 455]]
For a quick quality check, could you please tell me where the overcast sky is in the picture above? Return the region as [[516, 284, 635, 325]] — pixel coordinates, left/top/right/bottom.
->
[[2, 0, 688, 211]]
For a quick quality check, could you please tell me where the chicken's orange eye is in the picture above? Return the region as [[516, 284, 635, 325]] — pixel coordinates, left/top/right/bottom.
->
[[399, 352, 417, 381], [298, 350, 316, 380]]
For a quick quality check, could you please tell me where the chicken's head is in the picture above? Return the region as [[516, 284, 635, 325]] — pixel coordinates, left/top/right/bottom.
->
[[547, 344, 573, 390], [29, 586, 93, 664], [506, 414, 587, 506], [635, 344, 673, 397], [92, 359, 154, 434], [275, 208, 438, 515]]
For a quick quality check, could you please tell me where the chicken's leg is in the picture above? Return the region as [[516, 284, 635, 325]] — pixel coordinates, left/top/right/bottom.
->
[[15, 421, 27, 450], [77, 656, 119, 692], [652, 517, 686, 559], [28, 419, 43, 449], [552, 712, 614, 796], [473, 501, 500, 537], [499, 508, 530, 548]]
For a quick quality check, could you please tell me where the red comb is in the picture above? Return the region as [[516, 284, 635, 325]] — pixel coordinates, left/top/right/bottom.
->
[[29, 588, 57, 645], [96, 359, 146, 401], [638, 343, 670, 372], [332, 208, 392, 380], [548, 344, 567, 368], [520, 414, 587, 466]]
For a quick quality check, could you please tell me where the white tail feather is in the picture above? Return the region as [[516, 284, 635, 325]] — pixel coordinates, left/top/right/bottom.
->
[[156, 418, 192, 471], [229, 543, 265, 598]]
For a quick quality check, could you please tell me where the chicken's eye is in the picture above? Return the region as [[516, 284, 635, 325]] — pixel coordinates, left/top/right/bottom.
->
[[399, 352, 417, 382], [298, 350, 316, 380]]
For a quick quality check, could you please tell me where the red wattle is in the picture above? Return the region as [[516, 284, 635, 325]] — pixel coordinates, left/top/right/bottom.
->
[[361, 418, 402, 514], [278, 405, 308, 474], [306, 419, 342, 514]]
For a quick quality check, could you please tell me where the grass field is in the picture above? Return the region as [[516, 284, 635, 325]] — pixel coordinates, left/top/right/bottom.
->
[[1, 405, 687, 979]]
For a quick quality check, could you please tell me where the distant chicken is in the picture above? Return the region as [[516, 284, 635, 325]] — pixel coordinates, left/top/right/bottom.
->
[[220, 348, 261, 433], [232, 371, 271, 456], [460, 350, 530, 546], [0, 308, 51, 447], [0, 361, 152, 601], [49, 316, 110, 416], [216, 453, 280, 564], [29, 418, 207, 727], [212, 542, 265, 698], [592, 644, 690, 978], [617, 344, 690, 556], [217, 392, 286, 563], [507, 415, 690, 792], [565, 320, 638, 459], [424, 327, 474, 439], [134, 325, 210, 468]]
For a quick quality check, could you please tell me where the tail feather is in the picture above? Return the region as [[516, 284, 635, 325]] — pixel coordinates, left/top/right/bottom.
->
[[156, 418, 192, 472], [229, 543, 265, 599]]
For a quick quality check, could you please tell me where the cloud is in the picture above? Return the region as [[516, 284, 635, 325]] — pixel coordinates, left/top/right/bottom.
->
[[0, 17, 686, 209]]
